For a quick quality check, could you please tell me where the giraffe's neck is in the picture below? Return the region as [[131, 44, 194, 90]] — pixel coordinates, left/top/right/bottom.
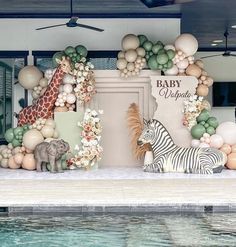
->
[[41, 67, 66, 107]]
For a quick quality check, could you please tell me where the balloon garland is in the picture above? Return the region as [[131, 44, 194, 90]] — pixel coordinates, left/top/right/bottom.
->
[[118, 33, 236, 170]]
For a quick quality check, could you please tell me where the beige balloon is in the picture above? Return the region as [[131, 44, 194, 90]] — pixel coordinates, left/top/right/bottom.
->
[[186, 64, 202, 78], [41, 125, 54, 138], [39, 77, 48, 88], [116, 58, 127, 70], [122, 34, 139, 51], [54, 106, 68, 112], [18, 65, 43, 90], [196, 84, 209, 96], [136, 47, 146, 57], [23, 129, 44, 151], [125, 50, 138, 63]]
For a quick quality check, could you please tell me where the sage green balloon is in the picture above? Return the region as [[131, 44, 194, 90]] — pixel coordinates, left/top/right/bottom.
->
[[148, 55, 158, 70], [206, 126, 216, 135], [75, 45, 88, 57], [196, 109, 210, 122], [156, 53, 169, 65], [166, 60, 173, 69], [152, 44, 163, 54], [52, 51, 65, 67], [204, 123, 209, 128], [143, 41, 153, 52], [199, 121, 205, 125], [157, 49, 165, 55], [166, 49, 175, 60], [12, 139, 21, 148], [191, 124, 206, 139], [138, 34, 148, 46], [64, 46, 76, 55], [4, 128, 14, 143], [13, 126, 23, 136], [207, 117, 219, 128]]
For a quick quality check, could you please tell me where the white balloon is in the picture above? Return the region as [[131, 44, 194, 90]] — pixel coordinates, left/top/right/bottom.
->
[[164, 65, 179, 75], [63, 74, 75, 84], [66, 93, 76, 104], [216, 121, 236, 145], [63, 84, 73, 94], [116, 58, 127, 70], [175, 33, 198, 56], [191, 139, 200, 148], [125, 49, 138, 63], [176, 58, 189, 69]]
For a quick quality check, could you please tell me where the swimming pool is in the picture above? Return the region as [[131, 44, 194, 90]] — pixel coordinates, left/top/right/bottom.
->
[[0, 213, 236, 246]]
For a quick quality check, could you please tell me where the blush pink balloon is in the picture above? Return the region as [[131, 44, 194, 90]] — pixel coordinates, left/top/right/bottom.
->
[[209, 134, 224, 149], [191, 139, 200, 148]]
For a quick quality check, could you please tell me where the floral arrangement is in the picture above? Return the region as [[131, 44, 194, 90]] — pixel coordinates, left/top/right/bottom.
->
[[68, 109, 103, 170], [73, 61, 96, 106], [182, 95, 211, 129]]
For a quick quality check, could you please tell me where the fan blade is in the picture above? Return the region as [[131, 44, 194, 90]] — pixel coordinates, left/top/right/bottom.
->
[[76, 23, 104, 32], [140, 0, 194, 8], [36, 24, 66, 30], [69, 16, 79, 23], [200, 54, 222, 59], [229, 54, 236, 57]]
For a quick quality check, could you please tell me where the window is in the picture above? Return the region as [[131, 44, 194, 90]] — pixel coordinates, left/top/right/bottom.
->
[[0, 51, 28, 144]]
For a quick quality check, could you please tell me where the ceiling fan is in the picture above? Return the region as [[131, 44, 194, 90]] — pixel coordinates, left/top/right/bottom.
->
[[140, 0, 194, 8], [201, 30, 236, 59], [36, 0, 104, 32]]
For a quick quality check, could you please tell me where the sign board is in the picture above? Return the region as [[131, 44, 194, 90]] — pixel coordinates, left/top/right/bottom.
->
[[150, 76, 198, 147]]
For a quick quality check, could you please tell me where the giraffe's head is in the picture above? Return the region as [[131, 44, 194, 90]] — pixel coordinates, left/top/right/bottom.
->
[[137, 119, 156, 146], [56, 56, 72, 74]]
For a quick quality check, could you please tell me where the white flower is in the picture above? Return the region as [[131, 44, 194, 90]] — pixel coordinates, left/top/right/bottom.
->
[[98, 109, 104, 114], [74, 144, 80, 151]]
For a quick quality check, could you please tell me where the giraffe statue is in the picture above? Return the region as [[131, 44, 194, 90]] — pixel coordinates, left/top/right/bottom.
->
[[17, 57, 72, 126]]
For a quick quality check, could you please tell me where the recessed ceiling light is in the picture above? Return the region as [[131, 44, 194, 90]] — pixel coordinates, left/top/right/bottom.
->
[[231, 25, 236, 28], [213, 40, 223, 43], [211, 43, 218, 46]]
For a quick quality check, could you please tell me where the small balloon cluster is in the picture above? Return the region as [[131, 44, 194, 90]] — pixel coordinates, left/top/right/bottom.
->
[[190, 109, 219, 144], [116, 34, 146, 78], [52, 45, 88, 69], [4, 125, 29, 148]]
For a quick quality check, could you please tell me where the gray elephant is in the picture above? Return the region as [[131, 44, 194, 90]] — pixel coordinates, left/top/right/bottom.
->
[[34, 139, 70, 173]]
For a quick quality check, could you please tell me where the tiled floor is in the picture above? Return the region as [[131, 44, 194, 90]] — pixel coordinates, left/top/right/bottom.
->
[[1, 167, 236, 212]]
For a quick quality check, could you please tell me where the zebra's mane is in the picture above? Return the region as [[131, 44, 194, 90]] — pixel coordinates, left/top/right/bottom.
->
[[149, 119, 175, 143]]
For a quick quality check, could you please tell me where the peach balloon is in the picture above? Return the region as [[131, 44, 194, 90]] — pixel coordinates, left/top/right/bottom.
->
[[13, 153, 24, 165], [220, 144, 232, 155], [196, 84, 209, 97], [8, 156, 21, 169], [22, 154, 36, 170], [226, 153, 236, 169], [231, 145, 236, 153]]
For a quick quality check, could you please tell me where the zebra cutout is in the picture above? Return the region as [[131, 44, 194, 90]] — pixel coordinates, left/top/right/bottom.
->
[[137, 119, 227, 174]]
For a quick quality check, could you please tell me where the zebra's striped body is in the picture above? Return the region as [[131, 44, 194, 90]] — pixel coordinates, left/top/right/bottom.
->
[[138, 119, 226, 174]]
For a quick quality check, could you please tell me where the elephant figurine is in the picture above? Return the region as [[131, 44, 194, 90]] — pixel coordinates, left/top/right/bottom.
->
[[34, 139, 70, 173]]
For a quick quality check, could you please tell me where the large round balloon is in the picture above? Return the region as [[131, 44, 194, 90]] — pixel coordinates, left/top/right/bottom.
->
[[23, 129, 44, 151], [75, 45, 88, 57], [122, 34, 139, 51], [18, 66, 43, 90], [216, 121, 236, 145], [174, 33, 198, 56]]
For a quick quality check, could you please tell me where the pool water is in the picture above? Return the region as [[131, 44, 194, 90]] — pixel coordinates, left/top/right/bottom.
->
[[1, 213, 236, 247]]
